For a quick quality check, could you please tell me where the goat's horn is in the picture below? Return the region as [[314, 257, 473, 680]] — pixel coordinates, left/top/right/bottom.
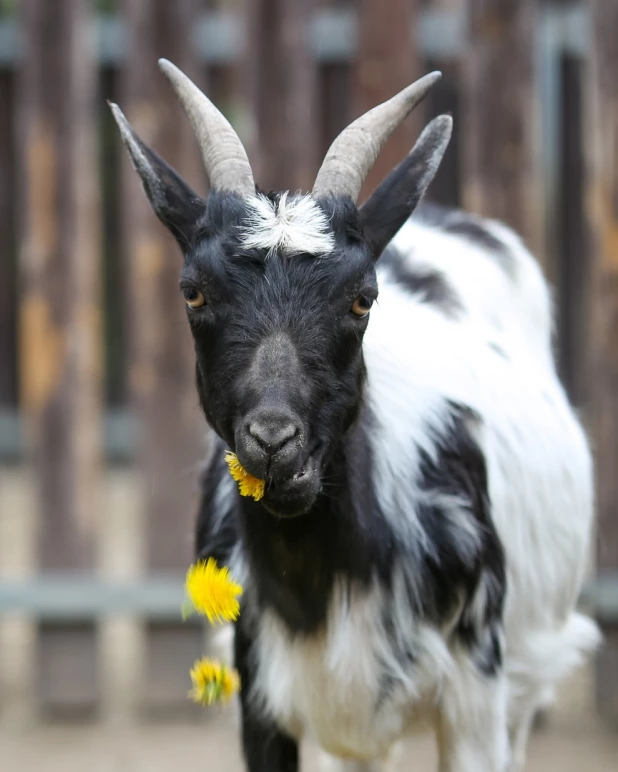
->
[[312, 72, 442, 201], [158, 58, 255, 196]]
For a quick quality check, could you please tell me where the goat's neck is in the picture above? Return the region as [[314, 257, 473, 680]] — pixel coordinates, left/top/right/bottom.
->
[[238, 411, 385, 635]]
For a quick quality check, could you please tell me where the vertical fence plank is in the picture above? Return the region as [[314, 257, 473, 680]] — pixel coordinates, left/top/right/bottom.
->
[[245, 0, 318, 191], [423, 0, 462, 210], [353, 0, 421, 203], [17, 0, 102, 714], [0, 70, 17, 409], [462, 0, 543, 258], [557, 56, 586, 404], [120, 0, 206, 715], [586, 0, 618, 725]]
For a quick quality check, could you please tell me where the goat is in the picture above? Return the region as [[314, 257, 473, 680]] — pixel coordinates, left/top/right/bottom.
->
[[111, 60, 600, 772]]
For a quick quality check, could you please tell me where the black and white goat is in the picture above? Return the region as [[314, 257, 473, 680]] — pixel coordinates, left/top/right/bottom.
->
[[111, 61, 600, 772]]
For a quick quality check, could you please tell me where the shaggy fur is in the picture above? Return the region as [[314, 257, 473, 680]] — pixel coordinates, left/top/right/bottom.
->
[[189, 200, 599, 772], [114, 101, 600, 772]]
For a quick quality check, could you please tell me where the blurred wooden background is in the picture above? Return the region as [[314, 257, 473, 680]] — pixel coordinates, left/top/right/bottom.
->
[[0, 0, 617, 726]]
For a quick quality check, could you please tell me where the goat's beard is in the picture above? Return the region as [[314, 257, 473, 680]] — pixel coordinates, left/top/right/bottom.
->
[[259, 450, 323, 517]]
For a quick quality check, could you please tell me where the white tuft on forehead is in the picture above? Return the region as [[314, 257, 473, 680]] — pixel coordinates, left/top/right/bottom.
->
[[240, 192, 335, 257]]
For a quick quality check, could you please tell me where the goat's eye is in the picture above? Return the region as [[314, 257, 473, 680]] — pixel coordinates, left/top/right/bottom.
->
[[183, 288, 205, 309], [350, 295, 373, 318]]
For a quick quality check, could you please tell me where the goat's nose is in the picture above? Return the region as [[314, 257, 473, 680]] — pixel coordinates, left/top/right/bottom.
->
[[248, 416, 298, 454]]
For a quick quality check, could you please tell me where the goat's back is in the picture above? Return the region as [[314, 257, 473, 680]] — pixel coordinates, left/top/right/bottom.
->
[[391, 205, 554, 369]]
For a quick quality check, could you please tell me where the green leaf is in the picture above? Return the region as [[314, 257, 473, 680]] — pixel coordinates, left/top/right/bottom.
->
[[206, 681, 221, 705]]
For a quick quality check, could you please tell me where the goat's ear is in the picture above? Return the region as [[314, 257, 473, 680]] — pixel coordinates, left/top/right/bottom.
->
[[359, 115, 452, 260], [109, 102, 206, 252]]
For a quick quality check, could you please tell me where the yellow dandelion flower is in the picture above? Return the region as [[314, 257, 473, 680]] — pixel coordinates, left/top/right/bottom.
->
[[182, 558, 243, 624], [189, 657, 240, 706], [225, 451, 266, 501]]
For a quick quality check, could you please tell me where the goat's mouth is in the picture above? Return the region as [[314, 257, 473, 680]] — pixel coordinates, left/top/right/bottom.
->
[[261, 452, 322, 517]]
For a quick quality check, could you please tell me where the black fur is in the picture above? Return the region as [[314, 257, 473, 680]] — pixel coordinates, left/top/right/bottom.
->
[[177, 192, 387, 521], [414, 404, 506, 674], [197, 412, 392, 635], [235, 611, 300, 772], [443, 217, 507, 256], [195, 449, 240, 567], [417, 201, 515, 277], [380, 246, 463, 317]]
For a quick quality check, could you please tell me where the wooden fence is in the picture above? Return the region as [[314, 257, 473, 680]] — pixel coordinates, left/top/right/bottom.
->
[[0, 0, 617, 723]]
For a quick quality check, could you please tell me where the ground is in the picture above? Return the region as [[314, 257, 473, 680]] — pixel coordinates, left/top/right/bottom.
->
[[1, 667, 617, 772]]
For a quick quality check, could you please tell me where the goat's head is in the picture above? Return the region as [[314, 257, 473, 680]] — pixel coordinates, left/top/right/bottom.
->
[[111, 59, 452, 517]]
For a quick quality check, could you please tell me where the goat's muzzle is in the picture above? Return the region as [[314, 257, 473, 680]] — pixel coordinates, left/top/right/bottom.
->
[[237, 407, 303, 480], [235, 408, 321, 516]]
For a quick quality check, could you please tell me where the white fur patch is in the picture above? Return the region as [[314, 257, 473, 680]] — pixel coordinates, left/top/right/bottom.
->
[[240, 192, 335, 257], [252, 577, 452, 761]]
